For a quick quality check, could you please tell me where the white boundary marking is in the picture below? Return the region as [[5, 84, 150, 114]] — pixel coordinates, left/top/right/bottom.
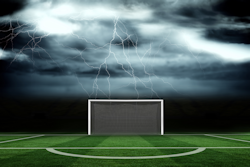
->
[[88, 99, 164, 135], [0, 147, 250, 149], [0, 134, 88, 136], [164, 134, 250, 136], [1, 134, 249, 159], [46, 147, 206, 159], [204, 134, 250, 143], [0, 135, 44, 144], [161, 100, 164, 135], [88, 99, 91, 135], [0, 134, 250, 136]]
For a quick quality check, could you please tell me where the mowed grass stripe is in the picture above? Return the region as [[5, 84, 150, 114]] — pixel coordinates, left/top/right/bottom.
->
[[0, 136, 85, 147], [1, 149, 250, 167], [1, 135, 250, 167], [166, 135, 250, 147], [91, 136, 161, 147], [212, 149, 250, 161], [0, 149, 35, 160], [1, 135, 249, 148], [82, 136, 197, 147], [0, 135, 45, 163], [68, 136, 203, 166], [171, 149, 250, 167], [75, 136, 179, 165], [0, 149, 79, 167], [53, 136, 110, 147], [0, 136, 109, 167], [142, 135, 197, 147]]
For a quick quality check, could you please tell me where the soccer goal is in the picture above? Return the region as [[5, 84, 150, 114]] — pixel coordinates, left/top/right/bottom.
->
[[88, 99, 164, 135]]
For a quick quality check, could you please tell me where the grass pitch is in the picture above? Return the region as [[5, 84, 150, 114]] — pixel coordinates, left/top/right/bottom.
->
[[0, 134, 250, 166]]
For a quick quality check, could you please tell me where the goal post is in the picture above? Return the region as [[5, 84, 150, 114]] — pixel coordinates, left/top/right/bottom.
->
[[88, 99, 164, 135]]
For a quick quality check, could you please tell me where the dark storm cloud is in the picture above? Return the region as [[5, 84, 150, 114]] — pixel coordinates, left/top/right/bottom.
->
[[110, 20, 143, 47], [0, 21, 50, 51], [155, 0, 250, 29], [159, 0, 250, 58], [1, 0, 250, 99], [3, 52, 135, 78], [231, 81, 250, 93], [5, 49, 250, 83], [234, 18, 250, 24], [38, 65, 71, 76], [76, 65, 131, 78], [0, 0, 27, 17], [204, 28, 250, 44], [2, 58, 34, 74], [197, 62, 250, 81], [213, 0, 250, 17], [2, 57, 71, 76], [0, 60, 10, 91], [0, 21, 28, 50], [0, 60, 8, 73], [178, 7, 215, 18], [174, 6, 218, 26], [149, 1, 219, 28], [65, 40, 88, 51], [154, 60, 250, 81], [173, 0, 250, 19], [0, 72, 81, 98], [112, 38, 138, 48]]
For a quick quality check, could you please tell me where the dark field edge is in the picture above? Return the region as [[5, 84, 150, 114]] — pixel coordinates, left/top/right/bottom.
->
[[0, 97, 250, 133]]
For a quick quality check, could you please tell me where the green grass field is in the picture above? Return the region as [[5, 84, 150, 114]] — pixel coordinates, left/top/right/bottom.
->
[[0, 134, 250, 167]]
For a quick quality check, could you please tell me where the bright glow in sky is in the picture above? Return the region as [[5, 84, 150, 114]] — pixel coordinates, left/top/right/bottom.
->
[[0, 49, 29, 61], [0, 49, 3, 60], [69, 6, 152, 20], [181, 30, 250, 62], [138, 23, 170, 37], [2, 0, 250, 98], [51, 4, 75, 17], [38, 17, 79, 35]]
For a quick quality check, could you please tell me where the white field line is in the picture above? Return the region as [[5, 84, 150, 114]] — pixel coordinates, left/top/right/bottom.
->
[[164, 134, 250, 135], [0, 134, 250, 136], [204, 134, 250, 143], [46, 147, 205, 159], [0, 147, 250, 149], [0, 134, 88, 136], [0, 135, 44, 144]]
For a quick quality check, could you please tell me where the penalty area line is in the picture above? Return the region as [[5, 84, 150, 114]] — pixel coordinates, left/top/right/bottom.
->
[[204, 134, 250, 143], [0, 135, 44, 144]]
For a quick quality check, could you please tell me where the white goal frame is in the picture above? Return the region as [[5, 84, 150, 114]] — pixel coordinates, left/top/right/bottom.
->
[[88, 99, 164, 135]]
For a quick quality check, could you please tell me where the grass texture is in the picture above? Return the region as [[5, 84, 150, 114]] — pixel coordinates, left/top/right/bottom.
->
[[0, 135, 250, 167]]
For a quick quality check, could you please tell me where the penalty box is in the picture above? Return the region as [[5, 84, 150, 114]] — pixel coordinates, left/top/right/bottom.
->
[[88, 99, 164, 135]]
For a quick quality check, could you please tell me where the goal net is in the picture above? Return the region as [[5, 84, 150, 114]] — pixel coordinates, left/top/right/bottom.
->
[[88, 99, 164, 135]]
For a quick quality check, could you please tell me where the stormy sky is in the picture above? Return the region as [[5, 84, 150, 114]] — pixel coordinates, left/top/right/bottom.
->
[[0, 0, 250, 99]]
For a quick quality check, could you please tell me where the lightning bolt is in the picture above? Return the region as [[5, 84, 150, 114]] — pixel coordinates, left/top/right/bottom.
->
[[0, 13, 202, 99]]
